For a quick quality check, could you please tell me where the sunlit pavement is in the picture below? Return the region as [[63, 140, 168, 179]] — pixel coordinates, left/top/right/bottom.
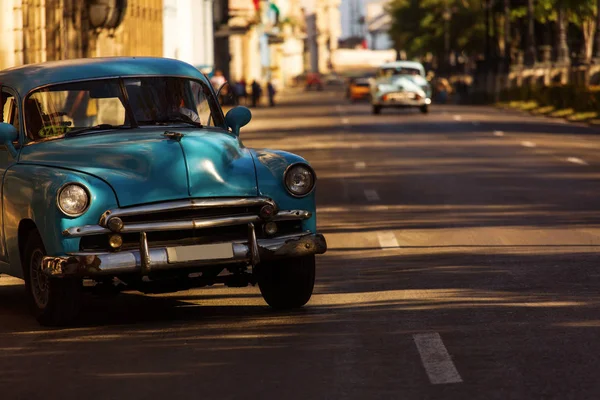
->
[[2, 89, 600, 399]]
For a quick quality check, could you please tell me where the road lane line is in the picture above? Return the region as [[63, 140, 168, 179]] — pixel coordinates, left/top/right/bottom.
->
[[354, 161, 366, 169], [364, 189, 380, 202], [377, 231, 399, 249], [453, 115, 462, 121], [493, 130, 504, 136], [521, 141, 536, 148], [351, 143, 360, 149], [341, 118, 350, 124], [413, 333, 463, 385], [566, 157, 588, 165]]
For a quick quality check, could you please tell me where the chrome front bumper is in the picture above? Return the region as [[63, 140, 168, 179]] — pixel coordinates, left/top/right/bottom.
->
[[43, 229, 327, 277], [375, 94, 430, 107]]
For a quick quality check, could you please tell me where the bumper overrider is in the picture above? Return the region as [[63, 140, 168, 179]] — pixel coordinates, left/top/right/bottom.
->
[[42, 197, 327, 277]]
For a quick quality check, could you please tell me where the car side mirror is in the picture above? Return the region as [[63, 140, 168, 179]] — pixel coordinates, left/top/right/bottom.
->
[[0, 123, 18, 157], [225, 106, 252, 136]]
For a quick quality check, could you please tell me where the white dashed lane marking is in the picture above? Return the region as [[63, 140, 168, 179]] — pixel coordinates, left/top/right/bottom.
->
[[354, 161, 366, 169], [453, 115, 462, 121], [566, 157, 588, 165], [364, 189, 380, 202], [341, 118, 350, 124], [521, 141, 536, 148], [493, 130, 504, 137], [413, 333, 463, 385], [377, 231, 399, 249]]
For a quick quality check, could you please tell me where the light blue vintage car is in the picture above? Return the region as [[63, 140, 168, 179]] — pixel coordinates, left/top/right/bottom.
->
[[370, 61, 432, 115], [0, 57, 326, 326]]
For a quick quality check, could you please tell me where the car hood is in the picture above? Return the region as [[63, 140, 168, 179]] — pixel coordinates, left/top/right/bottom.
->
[[18, 128, 258, 207]]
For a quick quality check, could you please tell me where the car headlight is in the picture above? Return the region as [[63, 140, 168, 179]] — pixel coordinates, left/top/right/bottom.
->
[[284, 163, 316, 197], [57, 183, 90, 217]]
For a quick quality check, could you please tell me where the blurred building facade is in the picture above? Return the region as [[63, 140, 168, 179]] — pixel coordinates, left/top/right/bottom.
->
[[315, 0, 341, 73], [163, 0, 214, 73], [0, 0, 163, 71], [217, 0, 308, 88]]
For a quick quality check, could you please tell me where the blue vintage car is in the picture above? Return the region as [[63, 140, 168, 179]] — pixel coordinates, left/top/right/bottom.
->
[[0, 57, 326, 325]]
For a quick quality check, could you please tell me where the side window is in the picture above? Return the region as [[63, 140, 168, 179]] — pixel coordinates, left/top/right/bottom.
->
[[189, 80, 225, 128], [1, 89, 20, 143]]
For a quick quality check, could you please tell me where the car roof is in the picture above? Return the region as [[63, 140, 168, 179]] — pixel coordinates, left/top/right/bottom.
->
[[0, 57, 208, 95], [379, 61, 425, 71]]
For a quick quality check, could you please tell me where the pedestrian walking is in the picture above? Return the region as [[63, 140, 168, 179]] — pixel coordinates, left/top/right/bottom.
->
[[235, 79, 248, 106], [210, 69, 226, 92], [251, 80, 262, 107], [267, 81, 276, 107]]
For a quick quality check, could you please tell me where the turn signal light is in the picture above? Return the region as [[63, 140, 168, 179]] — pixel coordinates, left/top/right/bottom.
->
[[260, 204, 276, 219], [264, 222, 278, 236], [109, 234, 123, 250]]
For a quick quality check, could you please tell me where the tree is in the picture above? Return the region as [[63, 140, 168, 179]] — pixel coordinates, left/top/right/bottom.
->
[[387, 0, 485, 66]]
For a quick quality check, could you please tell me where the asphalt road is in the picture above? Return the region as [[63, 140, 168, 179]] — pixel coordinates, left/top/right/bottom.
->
[[2, 89, 600, 399]]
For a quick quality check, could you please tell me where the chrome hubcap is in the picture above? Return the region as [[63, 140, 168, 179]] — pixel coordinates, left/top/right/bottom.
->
[[30, 249, 49, 309]]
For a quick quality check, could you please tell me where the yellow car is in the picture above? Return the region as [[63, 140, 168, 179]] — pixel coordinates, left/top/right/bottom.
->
[[348, 78, 371, 102]]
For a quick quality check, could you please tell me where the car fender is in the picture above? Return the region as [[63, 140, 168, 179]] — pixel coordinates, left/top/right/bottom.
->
[[249, 149, 317, 233], [3, 164, 118, 278]]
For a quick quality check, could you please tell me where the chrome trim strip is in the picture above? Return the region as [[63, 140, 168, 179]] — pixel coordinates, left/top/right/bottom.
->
[[42, 233, 327, 277], [99, 197, 277, 226], [140, 232, 151, 274], [248, 223, 260, 266], [64, 209, 312, 238]]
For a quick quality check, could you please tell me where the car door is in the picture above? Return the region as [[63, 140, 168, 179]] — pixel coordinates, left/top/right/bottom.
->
[[0, 86, 22, 264]]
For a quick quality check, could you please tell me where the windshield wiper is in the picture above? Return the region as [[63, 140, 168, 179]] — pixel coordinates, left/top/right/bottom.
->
[[139, 115, 203, 128], [65, 124, 131, 136]]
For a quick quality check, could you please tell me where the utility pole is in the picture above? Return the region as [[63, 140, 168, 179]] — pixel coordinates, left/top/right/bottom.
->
[[524, 0, 536, 65]]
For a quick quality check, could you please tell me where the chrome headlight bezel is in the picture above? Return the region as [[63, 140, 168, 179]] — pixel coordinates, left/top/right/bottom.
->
[[283, 163, 316, 198], [57, 182, 91, 217]]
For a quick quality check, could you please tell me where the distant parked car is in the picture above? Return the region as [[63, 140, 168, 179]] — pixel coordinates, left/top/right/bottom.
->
[[370, 61, 432, 114], [0, 57, 327, 326], [305, 73, 324, 91], [348, 78, 372, 102]]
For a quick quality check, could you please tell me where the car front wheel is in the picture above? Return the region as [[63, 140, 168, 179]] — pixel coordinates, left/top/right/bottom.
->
[[23, 231, 82, 326], [257, 255, 315, 309], [420, 105, 429, 114], [372, 105, 382, 115]]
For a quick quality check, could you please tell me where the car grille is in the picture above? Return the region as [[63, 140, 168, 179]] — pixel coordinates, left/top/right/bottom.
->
[[79, 201, 304, 253]]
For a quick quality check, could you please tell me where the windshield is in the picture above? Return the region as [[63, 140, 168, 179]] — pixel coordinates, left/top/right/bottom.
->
[[380, 67, 424, 78], [25, 77, 224, 141]]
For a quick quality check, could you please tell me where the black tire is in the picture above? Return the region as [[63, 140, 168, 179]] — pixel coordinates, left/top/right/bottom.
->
[[372, 105, 382, 115], [257, 255, 315, 310], [420, 105, 429, 114], [23, 231, 82, 326]]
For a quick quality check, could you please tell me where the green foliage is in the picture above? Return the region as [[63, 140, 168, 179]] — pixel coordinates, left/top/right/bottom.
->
[[500, 84, 600, 114], [388, 0, 485, 59], [388, 0, 598, 60]]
